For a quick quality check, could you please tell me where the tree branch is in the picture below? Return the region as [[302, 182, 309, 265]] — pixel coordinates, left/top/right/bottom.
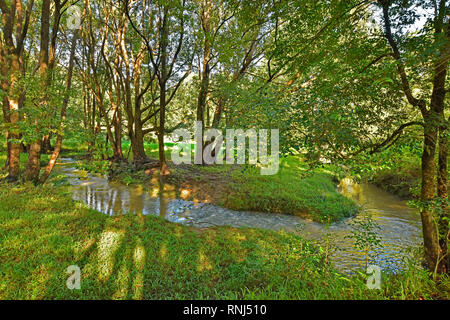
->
[[142, 108, 160, 125], [368, 121, 424, 155], [381, 2, 428, 115]]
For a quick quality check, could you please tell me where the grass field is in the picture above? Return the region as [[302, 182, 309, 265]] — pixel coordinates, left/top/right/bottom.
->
[[0, 183, 447, 299]]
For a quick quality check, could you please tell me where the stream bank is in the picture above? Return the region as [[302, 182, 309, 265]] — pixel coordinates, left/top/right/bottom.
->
[[55, 158, 423, 274]]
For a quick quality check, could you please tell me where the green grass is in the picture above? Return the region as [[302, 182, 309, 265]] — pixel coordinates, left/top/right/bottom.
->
[[370, 164, 421, 199], [366, 153, 422, 200], [218, 157, 358, 223], [73, 141, 359, 223], [0, 183, 447, 299]]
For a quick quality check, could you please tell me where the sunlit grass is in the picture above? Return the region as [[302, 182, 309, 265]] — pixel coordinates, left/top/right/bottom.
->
[[0, 183, 447, 299]]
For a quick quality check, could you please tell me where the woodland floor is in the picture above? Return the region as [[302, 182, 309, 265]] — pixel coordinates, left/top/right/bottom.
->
[[0, 141, 448, 299]]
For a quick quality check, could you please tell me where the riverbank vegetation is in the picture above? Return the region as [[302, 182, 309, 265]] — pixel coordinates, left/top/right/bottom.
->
[[0, 183, 448, 299], [0, 0, 448, 300], [72, 143, 358, 223]]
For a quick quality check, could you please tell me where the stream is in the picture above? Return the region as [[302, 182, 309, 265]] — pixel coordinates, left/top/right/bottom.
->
[[55, 158, 423, 274]]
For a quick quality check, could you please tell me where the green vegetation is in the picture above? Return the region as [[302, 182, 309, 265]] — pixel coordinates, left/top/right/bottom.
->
[[170, 157, 357, 223], [346, 213, 383, 269], [72, 142, 358, 223], [347, 135, 424, 200], [0, 0, 448, 300], [222, 168, 357, 223], [0, 183, 448, 299]]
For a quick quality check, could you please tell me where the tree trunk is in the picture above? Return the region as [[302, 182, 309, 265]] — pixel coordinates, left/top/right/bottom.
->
[[40, 31, 78, 183], [195, 0, 212, 165], [114, 107, 123, 160], [6, 56, 22, 181], [420, 116, 442, 272], [4, 50, 23, 182], [24, 141, 42, 182], [381, 1, 449, 274], [437, 114, 449, 272], [133, 114, 147, 162], [158, 8, 169, 175], [427, 13, 449, 273], [25, 0, 50, 182], [41, 135, 53, 154], [7, 99, 21, 182], [3, 132, 10, 170]]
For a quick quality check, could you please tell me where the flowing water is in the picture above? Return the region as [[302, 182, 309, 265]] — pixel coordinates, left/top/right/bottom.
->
[[55, 158, 422, 273]]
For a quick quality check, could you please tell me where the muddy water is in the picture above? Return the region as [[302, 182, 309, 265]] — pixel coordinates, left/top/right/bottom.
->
[[56, 158, 422, 273]]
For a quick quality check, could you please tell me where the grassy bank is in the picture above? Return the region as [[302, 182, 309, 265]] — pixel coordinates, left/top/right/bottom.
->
[[73, 141, 358, 223], [165, 157, 357, 223], [369, 162, 421, 199], [0, 183, 447, 299], [348, 138, 426, 200]]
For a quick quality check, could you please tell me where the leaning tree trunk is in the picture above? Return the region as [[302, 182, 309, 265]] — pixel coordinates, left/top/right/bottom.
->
[[40, 31, 78, 184]]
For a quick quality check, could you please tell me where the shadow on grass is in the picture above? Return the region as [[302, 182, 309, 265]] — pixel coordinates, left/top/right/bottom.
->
[[0, 183, 446, 300]]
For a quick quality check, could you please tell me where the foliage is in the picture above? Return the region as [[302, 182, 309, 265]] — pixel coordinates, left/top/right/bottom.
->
[[347, 212, 383, 269]]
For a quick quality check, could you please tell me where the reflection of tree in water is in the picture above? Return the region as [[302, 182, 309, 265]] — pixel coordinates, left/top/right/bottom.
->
[[77, 184, 155, 216], [158, 175, 169, 217], [106, 189, 114, 215], [129, 188, 144, 215], [338, 178, 364, 204], [72, 171, 177, 217], [113, 189, 122, 214]]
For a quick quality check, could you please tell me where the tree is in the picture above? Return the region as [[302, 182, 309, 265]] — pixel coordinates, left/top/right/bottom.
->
[[40, 30, 79, 183], [23, 0, 51, 182], [194, 0, 269, 162], [379, 0, 448, 274], [265, 0, 448, 273], [0, 0, 34, 181], [125, 0, 194, 174]]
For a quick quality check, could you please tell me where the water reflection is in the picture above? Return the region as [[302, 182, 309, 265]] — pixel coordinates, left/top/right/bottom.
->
[[70, 177, 158, 216], [56, 159, 422, 273], [158, 175, 169, 218]]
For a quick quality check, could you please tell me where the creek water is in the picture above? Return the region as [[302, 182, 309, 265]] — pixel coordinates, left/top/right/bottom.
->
[[55, 158, 422, 273]]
